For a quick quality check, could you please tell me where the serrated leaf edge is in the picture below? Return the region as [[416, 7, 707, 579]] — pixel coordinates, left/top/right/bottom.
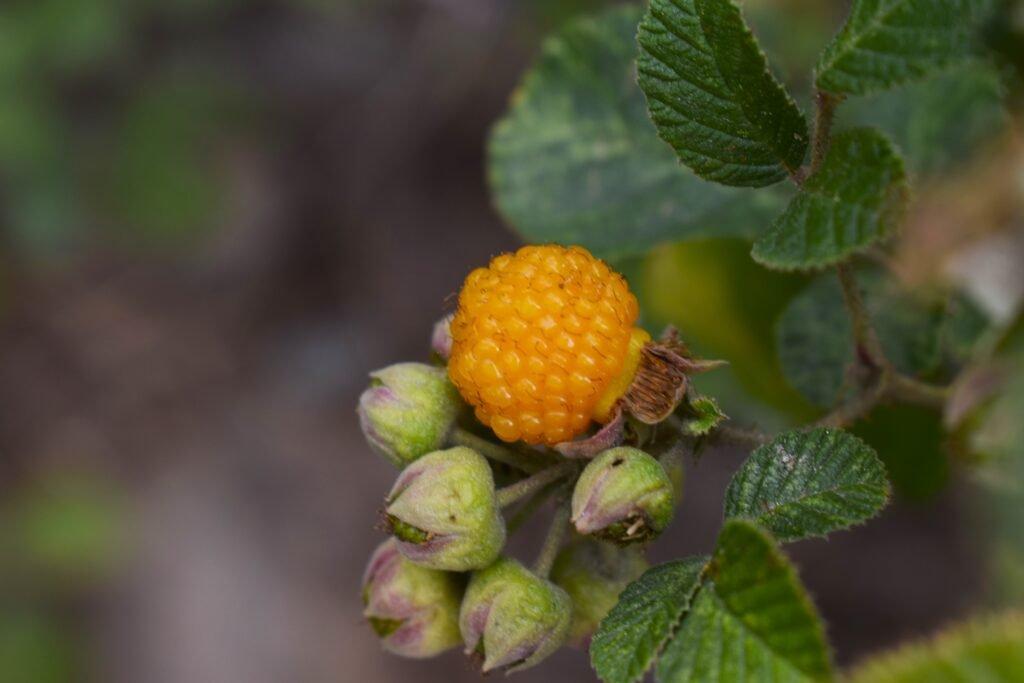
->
[[723, 428, 892, 542]]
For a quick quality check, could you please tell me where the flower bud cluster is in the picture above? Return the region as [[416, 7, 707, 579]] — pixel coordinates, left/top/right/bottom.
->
[[356, 297, 701, 674]]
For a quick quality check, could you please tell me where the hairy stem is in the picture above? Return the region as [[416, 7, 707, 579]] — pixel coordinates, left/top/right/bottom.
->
[[713, 423, 771, 447], [506, 481, 561, 534], [816, 380, 887, 428], [810, 90, 842, 174], [836, 263, 887, 369], [496, 461, 577, 508], [533, 502, 572, 578], [450, 427, 551, 473], [886, 373, 951, 409]]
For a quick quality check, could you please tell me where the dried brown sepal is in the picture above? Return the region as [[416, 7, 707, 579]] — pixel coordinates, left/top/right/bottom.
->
[[622, 335, 727, 425]]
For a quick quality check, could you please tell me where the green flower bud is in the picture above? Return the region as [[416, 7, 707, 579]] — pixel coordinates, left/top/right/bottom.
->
[[550, 539, 647, 647], [571, 447, 675, 545], [384, 447, 505, 571], [361, 539, 462, 658], [459, 558, 572, 673], [358, 362, 462, 468]]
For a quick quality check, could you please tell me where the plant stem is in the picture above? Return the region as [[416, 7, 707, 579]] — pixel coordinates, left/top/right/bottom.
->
[[496, 461, 577, 508], [836, 263, 887, 368], [810, 90, 842, 175], [506, 481, 560, 534], [886, 372, 951, 409], [815, 379, 886, 428], [449, 427, 550, 473], [714, 423, 771, 446], [533, 502, 571, 578]]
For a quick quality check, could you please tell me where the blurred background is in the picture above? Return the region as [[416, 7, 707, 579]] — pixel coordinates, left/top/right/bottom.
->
[[0, 0, 1022, 681]]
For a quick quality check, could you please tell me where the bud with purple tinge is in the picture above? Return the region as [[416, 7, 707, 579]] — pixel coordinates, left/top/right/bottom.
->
[[384, 447, 505, 571], [571, 447, 674, 545], [459, 558, 572, 673], [430, 315, 454, 361], [357, 363, 462, 468], [550, 539, 647, 647], [361, 539, 462, 658]]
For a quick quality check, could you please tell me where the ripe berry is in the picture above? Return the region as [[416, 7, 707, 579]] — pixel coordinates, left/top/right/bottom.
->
[[448, 245, 646, 445]]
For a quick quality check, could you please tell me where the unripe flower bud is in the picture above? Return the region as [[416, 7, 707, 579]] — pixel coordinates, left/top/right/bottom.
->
[[571, 447, 674, 545], [385, 447, 505, 571], [459, 558, 572, 673], [430, 315, 454, 361], [361, 539, 462, 658], [550, 539, 647, 647], [358, 363, 462, 468]]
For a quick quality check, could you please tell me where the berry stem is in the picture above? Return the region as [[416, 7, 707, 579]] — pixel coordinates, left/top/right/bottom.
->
[[533, 502, 571, 578], [506, 481, 562, 534], [496, 462, 578, 508], [450, 427, 552, 473]]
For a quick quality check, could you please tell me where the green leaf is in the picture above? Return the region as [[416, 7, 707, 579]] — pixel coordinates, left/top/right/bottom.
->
[[775, 270, 971, 408], [815, 0, 994, 96], [841, 61, 1009, 176], [751, 128, 907, 271], [591, 557, 707, 683], [488, 6, 787, 259], [656, 520, 832, 682], [637, 0, 808, 187], [846, 612, 1024, 683], [723, 427, 890, 541], [681, 395, 726, 436]]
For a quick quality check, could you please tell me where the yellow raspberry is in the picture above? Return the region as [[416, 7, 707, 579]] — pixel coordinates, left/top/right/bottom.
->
[[448, 245, 644, 445]]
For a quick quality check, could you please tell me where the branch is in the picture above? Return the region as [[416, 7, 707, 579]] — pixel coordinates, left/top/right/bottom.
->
[[506, 481, 561, 534], [449, 427, 554, 473], [886, 373, 951, 409], [836, 263, 887, 369], [810, 90, 842, 174], [791, 89, 843, 185], [533, 502, 571, 578], [496, 461, 577, 508]]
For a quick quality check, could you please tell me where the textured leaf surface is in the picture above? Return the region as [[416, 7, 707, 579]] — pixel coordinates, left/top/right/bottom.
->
[[637, 0, 808, 187], [488, 6, 786, 258], [591, 557, 707, 683], [752, 128, 907, 271], [724, 428, 889, 541], [846, 612, 1024, 683], [816, 0, 993, 95], [775, 271, 974, 407], [656, 520, 831, 682], [842, 61, 1008, 176]]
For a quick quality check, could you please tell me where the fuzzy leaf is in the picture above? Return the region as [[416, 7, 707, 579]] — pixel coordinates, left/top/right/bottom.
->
[[846, 612, 1024, 683], [637, 0, 808, 187], [591, 557, 707, 683], [488, 6, 786, 259], [815, 0, 994, 96], [752, 128, 907, 271], [656, 520, 832, 682], [724, 428, 890, 541], [682, 395, 727, 436]]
